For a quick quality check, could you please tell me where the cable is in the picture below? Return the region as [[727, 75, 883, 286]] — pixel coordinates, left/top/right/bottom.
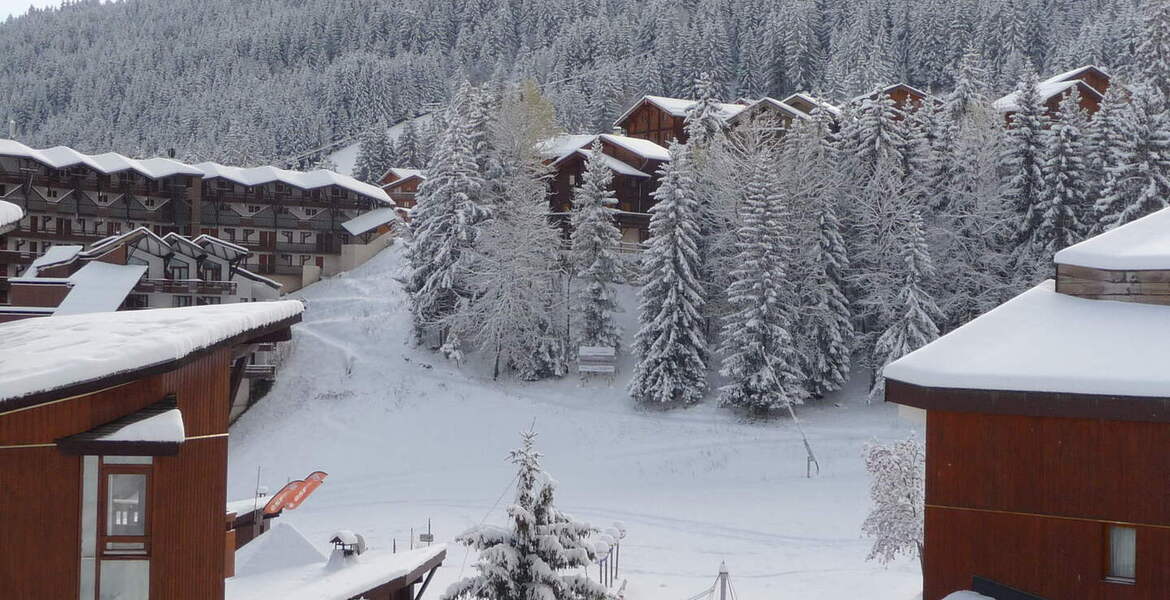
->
[[456, 470, 521, 579]]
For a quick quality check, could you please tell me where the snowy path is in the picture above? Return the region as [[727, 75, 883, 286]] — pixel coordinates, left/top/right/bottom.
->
[[227, 244, 922, 600]]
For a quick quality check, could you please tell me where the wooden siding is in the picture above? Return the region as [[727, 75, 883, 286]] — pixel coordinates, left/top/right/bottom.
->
[[9, 280, 71, 307], [1056, 263, 1170, 306], [923, 409, 1170, 599], [619, 103, 686, 146], [0, 349, 233, 599]]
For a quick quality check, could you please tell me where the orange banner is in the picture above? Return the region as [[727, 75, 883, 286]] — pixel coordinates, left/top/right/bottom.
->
[[261, 471, 328, 515]]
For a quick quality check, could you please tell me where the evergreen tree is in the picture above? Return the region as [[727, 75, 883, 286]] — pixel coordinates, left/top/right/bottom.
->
[[353, 123, 392, 183], [801, 185, 854, 398], [629, 142, 708, 406], [1094, 86, 1170, 231], [443, 430, 609, 600], [869, 211, 941, 401], [395, 119, 425, 169], [569, 141, 623, 352], [684, 72, 724, 146], [999, 70, 1049, 280], [1031, 91, 1088, 269], [717, 149, 806, 413]]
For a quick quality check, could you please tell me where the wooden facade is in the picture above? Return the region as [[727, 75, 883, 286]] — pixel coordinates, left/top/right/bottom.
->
[[617, 100, 687, 146], [1055, 263, 1170, 306], [378, 169, 425, 221], [0, 311, 298, 599]]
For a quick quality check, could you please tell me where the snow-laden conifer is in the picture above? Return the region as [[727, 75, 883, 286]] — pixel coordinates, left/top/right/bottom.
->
[[1093, 86, 1170, 231], [629, 142, 708, 406], [717, 149, 805, 413], [352, 123, 393, 184], [801, 185, 854, 398], [1031, 91, 1088, 268], [869, 211, 941, 400], [443, 430, 609, 600], [999, 70, 1049, 278], [569, 141, 623, 352]]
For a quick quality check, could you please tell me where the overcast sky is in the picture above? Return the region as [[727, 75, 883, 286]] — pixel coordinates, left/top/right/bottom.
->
[[1, 0, 61, 19]]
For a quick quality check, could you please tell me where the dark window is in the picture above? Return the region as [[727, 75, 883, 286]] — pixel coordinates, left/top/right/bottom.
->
[[173, 295, 193, 307]]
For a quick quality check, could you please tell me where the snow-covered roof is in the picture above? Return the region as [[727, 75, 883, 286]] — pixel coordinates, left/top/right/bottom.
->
[[0, 138, 203, 179], [380, 167, 425, 184], [943, 593, 993, 600], [96, 407, 185, 443], [342, 206, 399, 236], [22, 244, 82, 276], [613, 95, 747, 127], [233, 523, 328, 577], [598, 134, 672, 162], [536, 134, 597, 160], [726, 97, 812, 126], [0, 199, 22, 230], [1042, 65, 1109, 86], [780, 93, 843, 116], [189, 233, 250, 261], [850, 83, 930, 105], [553, 149, 651, 178], [0, 300, 304, 406], [237, 268, 283, 290], [994, 79, 1103, 113], [883, 280, 1170, 398], [54, 262, 148, 316], [194, 162, 393, 205], [1054, 206, 1170, 270], [226, 541, 445, 600]]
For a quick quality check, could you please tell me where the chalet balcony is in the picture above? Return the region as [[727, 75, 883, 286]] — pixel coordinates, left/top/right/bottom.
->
[[205, 191, 373, 211], [235, 238, 275, 251], [0, 249, 37, 264], [134, 278, 237, 295], [0, 173, 187, 197], [240, 263, 304, 276], [275, 241, 318, 253]]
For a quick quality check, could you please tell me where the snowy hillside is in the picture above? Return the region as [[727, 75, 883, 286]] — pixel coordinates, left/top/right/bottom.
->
[[227, 243, 922, 600], [329, 113, 434, 176]]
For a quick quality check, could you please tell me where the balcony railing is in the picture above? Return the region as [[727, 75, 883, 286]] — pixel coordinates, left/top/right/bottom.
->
[[134, 278, 237, 295]]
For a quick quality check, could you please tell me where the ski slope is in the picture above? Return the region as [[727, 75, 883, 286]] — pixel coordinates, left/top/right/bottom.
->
[[328, 114, 435, 176], [227, 243, 923, 600]]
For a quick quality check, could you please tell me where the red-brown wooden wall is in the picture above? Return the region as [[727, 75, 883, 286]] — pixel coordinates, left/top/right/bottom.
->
[[924, 409, 1170, 599], [0, 349, 234, 599]]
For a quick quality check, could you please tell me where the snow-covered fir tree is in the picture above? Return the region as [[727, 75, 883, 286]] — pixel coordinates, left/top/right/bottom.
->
[[684, 72, 725, 147], [999, 70, 1049, 282], [800, 181, 855, 398], [352, 123, 393, 183], [717, 148, 806, 413], [861, 436, 925, 571], [569, 140, 623, 352], [443, 430, 610, 600], [1093, 85, 1170, 232], [394, 119, 426, 169], [869, 211, 941, 401], [1030, 91, 1088, 269], [406, 87, 489, 342], [629, 142, 709, 406]]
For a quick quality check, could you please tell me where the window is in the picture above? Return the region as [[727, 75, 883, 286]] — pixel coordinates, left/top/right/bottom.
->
[[300, 232, 312, 243], [305, 208, 319, 217], [173, 295, 193, 307], [247, 204, 262, 214], [106, 473, 147, 537], [1107, 525, 1136, 583], [124, 294, 149, 310], [224, 228, 236, 241], [167, 263, 189, 280], [47, 188, 59, 198], [142, 198, 156, 208], [0, 184, 6, 195], [196, 296, 221, 305]]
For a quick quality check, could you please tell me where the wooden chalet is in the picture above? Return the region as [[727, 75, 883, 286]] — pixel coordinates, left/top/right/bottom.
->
[[995, 65, 1110, 120], [0, 227, 281, 323], [613, 95, 747, 146], [0, 300, 303, 600], [542, 133, 671, 245], [0, 140, 397, 299], [725, 97, 812, 133], [884, 206, 1170, 600], [780, 93, 843, 119], [852, 83, 930, 114], [378, 167, 426, 219]]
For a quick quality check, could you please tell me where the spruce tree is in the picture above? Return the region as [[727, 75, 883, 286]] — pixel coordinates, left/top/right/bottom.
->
[[801, 189, 854, 398], [570, 141, 623, 352], [1032, 91, 1087, 268], [999, 70, 1049, 280], [1094, 86, 1170, 231], [684, 72, 724, 146], [629, 142, 708, 406], [443, 430, 609, 600], [718, 150, 806, 413], [353, 123, 391, 183], [869, 212, 941, 401]]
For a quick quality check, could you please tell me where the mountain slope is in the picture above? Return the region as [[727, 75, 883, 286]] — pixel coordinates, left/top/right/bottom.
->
[[227, 243, 921, 600]]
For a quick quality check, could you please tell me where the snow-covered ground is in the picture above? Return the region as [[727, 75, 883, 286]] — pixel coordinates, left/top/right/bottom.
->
[[328, 113, 435, 176], [227, 243, 923, 600]]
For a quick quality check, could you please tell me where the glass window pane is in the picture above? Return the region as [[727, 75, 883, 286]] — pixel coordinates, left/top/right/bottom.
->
[[1109, 525, 1136, 580], [99, 560, 149, 600], [106, 474, 147, 537]]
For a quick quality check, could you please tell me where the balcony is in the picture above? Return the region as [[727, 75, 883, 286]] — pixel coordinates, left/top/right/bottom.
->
[[134, 278, 237, 295]]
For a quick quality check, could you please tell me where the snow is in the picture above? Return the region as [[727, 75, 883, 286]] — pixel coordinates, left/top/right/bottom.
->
[[54, 261, 148, 315], [993, 79, 1103, 112], [96, 408, 185, 442], [384, 168, 425, 183], [0, 138, 203, 179], [559, 149, 651, 178], [850, 83, 930, 105], [329, 114, 435, 176], [781, 93, 843, 116], [1042, 65, 1108, 86], [342, 206, 399, 236], [227, 541, 444, 600], [0, 300, 303, 405], [598, 134, 672, 162], [227, 245, 921, 600], [0, 199, 22, 228], [22, 244, 82, 276], [537, 134, 598, 160], [883, 280, 1170, 398], [942, 593, 992, 600], [729, 97, 812, 125], [194, 162, 392, 205], [1054, 206, 1170, 270], [613, 96, 747, 127], [233, 522, 328, 577]]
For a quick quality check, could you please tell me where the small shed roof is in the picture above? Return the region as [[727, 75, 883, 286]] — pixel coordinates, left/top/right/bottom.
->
[[342, 206, 399, 236], [1054, 205, 1170, 270], [884, 280, 1170, 399], [54, 262, 148, 315], [0, 300, 303, 408]]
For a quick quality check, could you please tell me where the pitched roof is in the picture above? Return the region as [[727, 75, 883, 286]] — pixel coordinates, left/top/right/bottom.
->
[[850, 83, 930, 105], [1042, 65, 1109, 87], [726, 97, 812, 126], [378, 167, 425, 186], [341, 206, 399, 236], [0, 138, 203, 179], [612, 95, 747, 128], [552, 149, 651, 178], [0, 199, 23, 230], [53, 262, 148, 316], [780, 93, 843, 117], [597, 134, 672, 162], [994, 77, 1105, 113], [0, 300, 303, 408], [194, 162, 392, 205]]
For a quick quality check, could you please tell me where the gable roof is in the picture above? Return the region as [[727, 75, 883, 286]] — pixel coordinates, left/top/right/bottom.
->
[[1042, 65, 1109, 89], [993, 79, 1104, 113], [194, 162, 392, 205], [552, 149, 651, 178], [780, 93, 843, 117], [851, 83, 930, 105], [597, 134, 672, 162], [726, 97, 812, 126], [0, 300, 303, 409], [612, 95, 747, 128], [378, 167, 425, 186], [0, 139, 203, 180]]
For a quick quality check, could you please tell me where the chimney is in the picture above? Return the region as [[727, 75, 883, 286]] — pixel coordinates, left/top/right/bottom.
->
[[8, 119, 15, 139], [167, 148, 176, 159]]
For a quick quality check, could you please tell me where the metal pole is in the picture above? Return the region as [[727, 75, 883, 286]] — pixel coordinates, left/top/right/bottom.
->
[[719, 562, 728, 600]]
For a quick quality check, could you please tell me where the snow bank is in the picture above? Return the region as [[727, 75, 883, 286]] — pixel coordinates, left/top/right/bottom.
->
[[0, 300, 303, 405], [884, 280, 1170, 397], [96, 408, 184, 442], [0, 199, 22, 228], [1054, 205, 1170, 270], [226, 543, 444, 600], [233, 522, 328, 577], [55, 262, 148, 315]]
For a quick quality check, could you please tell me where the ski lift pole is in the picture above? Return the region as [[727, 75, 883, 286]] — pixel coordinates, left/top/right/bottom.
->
[[787, 403, 820, 477]]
